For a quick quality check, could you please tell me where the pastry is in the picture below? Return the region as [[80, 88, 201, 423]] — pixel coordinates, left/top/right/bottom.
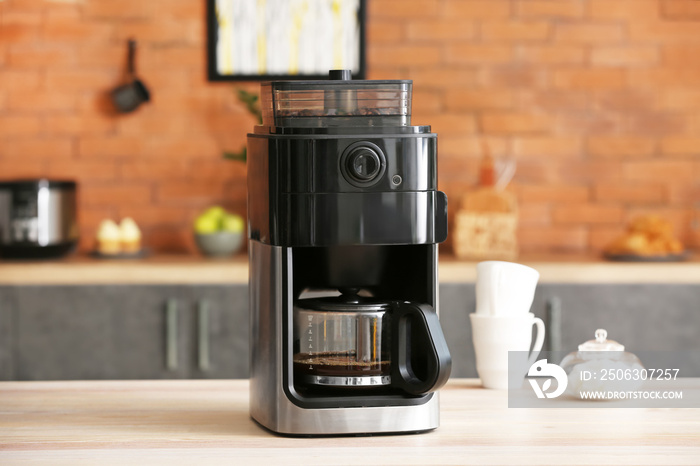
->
[[96, 219, 121, 255], [119, 217, 142, 253], [605, 215, 683, 256]]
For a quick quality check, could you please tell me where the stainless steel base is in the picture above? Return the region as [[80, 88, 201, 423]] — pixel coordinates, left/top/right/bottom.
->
[[249, 241, 442, 435]]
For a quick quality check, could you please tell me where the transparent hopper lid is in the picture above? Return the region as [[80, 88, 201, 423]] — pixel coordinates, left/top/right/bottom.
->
[[261, 70, 412, 128]]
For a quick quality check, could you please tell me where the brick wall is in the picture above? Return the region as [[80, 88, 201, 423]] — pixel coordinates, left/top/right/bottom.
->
[[1, 0, 699, 255]]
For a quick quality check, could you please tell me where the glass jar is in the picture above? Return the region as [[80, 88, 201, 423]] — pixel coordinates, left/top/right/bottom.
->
[[560, 329, 644, 399]]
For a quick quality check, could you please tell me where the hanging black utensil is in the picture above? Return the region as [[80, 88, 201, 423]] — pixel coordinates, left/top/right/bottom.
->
[[110, 39, 151, 113]]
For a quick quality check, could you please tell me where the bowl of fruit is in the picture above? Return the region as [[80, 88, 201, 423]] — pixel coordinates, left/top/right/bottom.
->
[[193, 206, 245, 257]]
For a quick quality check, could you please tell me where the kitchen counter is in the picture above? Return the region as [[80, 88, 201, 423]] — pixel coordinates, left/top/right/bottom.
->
[[1, 253, 700, 284], [1, 379, 698, 465]]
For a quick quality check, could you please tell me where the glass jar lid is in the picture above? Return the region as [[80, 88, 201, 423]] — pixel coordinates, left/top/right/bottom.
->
[[297, 289, 390, 313], [578, 329, 625, 351]]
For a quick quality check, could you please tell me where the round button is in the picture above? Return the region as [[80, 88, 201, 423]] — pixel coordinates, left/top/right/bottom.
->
[[347, 148, 381, 181]]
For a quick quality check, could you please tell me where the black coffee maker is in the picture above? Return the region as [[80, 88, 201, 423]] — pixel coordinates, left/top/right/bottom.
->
[[247, 70, 451, 435]]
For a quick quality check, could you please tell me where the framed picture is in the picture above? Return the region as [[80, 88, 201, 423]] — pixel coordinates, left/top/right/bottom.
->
[[207, 0, 366, 81]]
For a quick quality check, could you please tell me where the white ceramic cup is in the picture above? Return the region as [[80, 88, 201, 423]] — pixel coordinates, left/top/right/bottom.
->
[[470, 312, 545, 389], [475, 261, 540, 316]]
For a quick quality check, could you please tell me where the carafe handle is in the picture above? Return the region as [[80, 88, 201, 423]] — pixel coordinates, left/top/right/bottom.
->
[[391, 302, 452, 395]]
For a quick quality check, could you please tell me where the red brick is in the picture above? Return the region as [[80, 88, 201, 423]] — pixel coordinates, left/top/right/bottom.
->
[[555, 113, 624, 135], [445, 44, 513, 64], [425, 113, 478, 136], [517, 0, 584, 18], [553, 203, 624, 224], [594, 90, 654, 112], [623, 161, 697, 182], [142, 227, 193, 254], [438, 136, 510, 159], [152, 46, 207, 69], [1, 138, 74, 159], [591, 46, 659, 67], [369, 45, 442, 67], [660, 137, 700, 156], [518, 90, 590, 112], [47, 70, 117, 92], [553, 69, 627, 90], [513, 137, 583, 158], [0, 159, 46, 178], [78, 137, 144, 158], [559, 161, 623, 184], [408, 68, 479, 90], [518, 203, 552, 227], [120, 160, 192, 181], [145, 137, 221, 159], [157, 181, 226, 203], [662, 0, 700, 19], [590, 226, 626, 252], [594, 184, 667, 203], [480, 112, 551, 134], [629, 20, 700, 43], [367, 20, 404, 43], [587, 137, 656, 158], [517, 45, 587, 64], [411, 89, 443, 114], [662, 45, 700, 67], [46, 160, 119, 181], [623, 113, 687, 137], [481, 21, 552, 42], [43, 17, 115, 42], [81, 184, 153, 206], [518, 185, 590, 203], [554, 24, 625, 44], [7, 92, 77, 112], [443, 0, 512, 18], [589, 0, 660, 20], [659, 90, 700, 110], [0, 70, 42, 92], [46, 115, 116, 135], [518, 226, 588, 252], [514, 160, 560, 184], [7, 45, 76, 67], [369, 0, 440, 18], [0, 116, 42, 136], [83, 0, 156, 18], [480, 66, 548, 88], [116, 206, 189, 227], [77, 45, 125, 67], [406, 20, 476, 42], [162, 0, 206, 20], [116, 19, 202, 45], [0, 11, 42, 44], [444, 89, 514, 111]]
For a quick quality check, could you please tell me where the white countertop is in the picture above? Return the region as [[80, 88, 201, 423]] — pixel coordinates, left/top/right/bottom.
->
[[0, 253, 699, 285]]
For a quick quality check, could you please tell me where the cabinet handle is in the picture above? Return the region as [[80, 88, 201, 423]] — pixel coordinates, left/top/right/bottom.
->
[[198, 299, 211, 371], [546, 297, 562, 352], [166, 299, 178, 371]]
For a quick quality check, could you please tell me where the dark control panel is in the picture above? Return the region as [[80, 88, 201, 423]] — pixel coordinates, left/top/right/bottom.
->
[[340, 141, 386, 187]]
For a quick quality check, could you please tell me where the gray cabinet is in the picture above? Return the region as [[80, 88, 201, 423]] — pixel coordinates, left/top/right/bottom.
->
[[439, 283, 700, 378], [187, 285, 248, 379], [6, 285, 249, 381], [0, 286, 14, 380]]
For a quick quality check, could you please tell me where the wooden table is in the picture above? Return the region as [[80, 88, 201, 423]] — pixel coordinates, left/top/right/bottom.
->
[[1, 379, 699, 465]]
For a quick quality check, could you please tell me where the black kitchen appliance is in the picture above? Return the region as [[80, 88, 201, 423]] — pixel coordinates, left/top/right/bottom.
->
[[247, 70, 451, 435], [0, 179, 78, 259]]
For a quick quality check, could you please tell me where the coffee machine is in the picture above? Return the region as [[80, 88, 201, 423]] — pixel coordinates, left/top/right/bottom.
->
[[247, 70, 451, 435]]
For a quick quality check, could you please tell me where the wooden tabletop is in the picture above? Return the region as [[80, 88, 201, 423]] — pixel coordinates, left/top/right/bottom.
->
[[1, 379, 698, 465], [1, 253, 700, 285]]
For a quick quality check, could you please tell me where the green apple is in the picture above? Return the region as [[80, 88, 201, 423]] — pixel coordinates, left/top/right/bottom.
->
[[201, 206, 225, 220], [222, 213, 244, 233], [194, 214, 220, 234]]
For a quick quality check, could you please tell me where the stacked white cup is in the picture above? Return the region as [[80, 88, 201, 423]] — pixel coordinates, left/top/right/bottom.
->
[[470, 261, 545, 389]]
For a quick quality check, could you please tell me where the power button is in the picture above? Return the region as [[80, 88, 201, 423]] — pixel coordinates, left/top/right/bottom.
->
[[341, 142, 386, 187]]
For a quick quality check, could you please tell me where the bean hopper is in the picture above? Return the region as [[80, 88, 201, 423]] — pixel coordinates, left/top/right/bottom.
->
[[247, 70, 451, 435]]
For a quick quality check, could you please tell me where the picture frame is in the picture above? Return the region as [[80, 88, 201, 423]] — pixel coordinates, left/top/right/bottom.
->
[[207, 0, 366, 81]]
